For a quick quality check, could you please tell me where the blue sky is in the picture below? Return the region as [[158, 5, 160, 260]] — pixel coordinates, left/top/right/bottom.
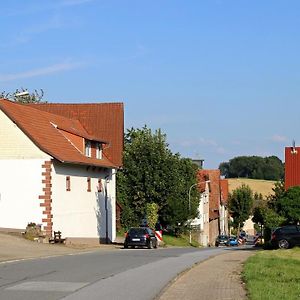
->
[[1, 0, 300, 168]]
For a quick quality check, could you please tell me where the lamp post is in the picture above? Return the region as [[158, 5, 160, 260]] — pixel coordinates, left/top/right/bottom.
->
[[188, 180, 210, 244]]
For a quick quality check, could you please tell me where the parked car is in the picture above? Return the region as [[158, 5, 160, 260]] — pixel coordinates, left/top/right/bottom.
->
[[215, 235, 229, 247], [124, 227, 158, 249], [271, 225, 300, 249], [228, 236, 239, 246]]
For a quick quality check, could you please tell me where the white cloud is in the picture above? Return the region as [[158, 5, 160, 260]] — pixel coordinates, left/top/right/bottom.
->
[[271, 134, 288, 143], [0, 61, 84, 82]]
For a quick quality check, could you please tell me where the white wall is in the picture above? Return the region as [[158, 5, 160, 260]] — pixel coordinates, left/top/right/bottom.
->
[[0, 159, 45, 229], [0, 110, 47, 159], [0, 110, 50, 229], [51, 163, 116, 241]]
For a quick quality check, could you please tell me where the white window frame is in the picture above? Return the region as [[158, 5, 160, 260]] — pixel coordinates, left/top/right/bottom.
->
[[85, 140, 91, 157], [96, 143, 103, 159]]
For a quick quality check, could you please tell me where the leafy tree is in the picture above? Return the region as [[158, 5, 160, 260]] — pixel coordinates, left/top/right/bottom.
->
[[145, 203, 159, 229], [1, 88, 46, 103], [219, 155, 284, 180], [117, 126, 198, 230], [277, 186, 300, 224], [228, 184, 254, 232], [267, 180, 285, 211]]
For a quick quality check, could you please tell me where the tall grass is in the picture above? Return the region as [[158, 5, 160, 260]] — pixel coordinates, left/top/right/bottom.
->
[[243, 248, 300, 300]]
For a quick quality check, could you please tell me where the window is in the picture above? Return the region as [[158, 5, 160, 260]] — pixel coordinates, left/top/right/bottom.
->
[[66, 176, 71, 191], [87, 177, 91, 192], [97, 179, 102, 192], [96, 143, 103, 159], [85, 140, 91, 157]]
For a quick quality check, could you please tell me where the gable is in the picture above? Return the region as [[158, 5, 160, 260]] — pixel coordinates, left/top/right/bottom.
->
[[0, 100, 116, 168], [30, 103, 124, 167], [0, 110, 50, 159]]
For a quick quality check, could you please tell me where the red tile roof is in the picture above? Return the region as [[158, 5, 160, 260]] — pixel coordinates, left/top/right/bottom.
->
[[220, 179, 229, 205], [198, 169, 221, 220], [28, 102, 124, 167], [0, 99, 122, 168]]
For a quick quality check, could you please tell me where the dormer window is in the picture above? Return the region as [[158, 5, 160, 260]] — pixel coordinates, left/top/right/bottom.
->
[[96, 143, 103, 159], [85, 140, 91, 157]]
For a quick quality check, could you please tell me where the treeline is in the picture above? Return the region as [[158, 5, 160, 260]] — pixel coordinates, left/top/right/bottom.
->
[[219, 156, 284, 180]]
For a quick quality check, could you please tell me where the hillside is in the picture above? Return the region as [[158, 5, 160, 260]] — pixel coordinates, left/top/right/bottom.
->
[[228, 178, 276, 197]]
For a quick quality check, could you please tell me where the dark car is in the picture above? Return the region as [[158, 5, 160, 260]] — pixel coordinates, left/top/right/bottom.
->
[[124, 227, 158, 249], [271, 225, 300, 249], [215, 235, 229, 247]]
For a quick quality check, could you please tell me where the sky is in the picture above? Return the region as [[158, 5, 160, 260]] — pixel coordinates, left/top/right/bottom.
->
[[1, 0, 300, 169]]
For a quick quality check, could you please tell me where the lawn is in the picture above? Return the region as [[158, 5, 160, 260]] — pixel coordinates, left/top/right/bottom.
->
[[243, 247, 300, 300]]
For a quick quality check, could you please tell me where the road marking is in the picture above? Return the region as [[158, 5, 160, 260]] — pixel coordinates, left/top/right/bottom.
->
[[6, 281, 89, 292]]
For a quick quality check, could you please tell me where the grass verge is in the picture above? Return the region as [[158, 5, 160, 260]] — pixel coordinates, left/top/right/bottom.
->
[[162, 234, 199, 247], [243, 247, 300, 300]]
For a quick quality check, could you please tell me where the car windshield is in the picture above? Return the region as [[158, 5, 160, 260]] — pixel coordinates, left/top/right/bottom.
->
[[218, 235, 228, 240], [128, 228, 147, 235]]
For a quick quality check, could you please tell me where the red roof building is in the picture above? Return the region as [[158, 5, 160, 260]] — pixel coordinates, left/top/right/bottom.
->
[[0, 99, 124, 243], [285, 146, 300, 190]]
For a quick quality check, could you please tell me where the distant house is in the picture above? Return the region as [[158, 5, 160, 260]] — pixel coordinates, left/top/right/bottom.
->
[[220, 178, 229, 235], [192, 169, 229, 246], [0, 99, 123, 244], [190, 170, 210, 246]]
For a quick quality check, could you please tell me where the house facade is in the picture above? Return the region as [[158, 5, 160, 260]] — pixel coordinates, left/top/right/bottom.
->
[[192, 169, 229, 246], [0, 99, 123, 244], [191, 170, 210, 246]]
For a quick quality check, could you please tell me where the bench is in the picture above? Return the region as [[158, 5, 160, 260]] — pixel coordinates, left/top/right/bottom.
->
[[49, 231, 66, 244]]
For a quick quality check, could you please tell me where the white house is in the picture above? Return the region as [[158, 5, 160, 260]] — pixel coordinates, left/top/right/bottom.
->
[[190, 180, 210, 246], [0, 99, 124, 244]]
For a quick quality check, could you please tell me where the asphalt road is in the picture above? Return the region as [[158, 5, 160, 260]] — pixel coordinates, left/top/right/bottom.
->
[[0, 246, 227, 300]]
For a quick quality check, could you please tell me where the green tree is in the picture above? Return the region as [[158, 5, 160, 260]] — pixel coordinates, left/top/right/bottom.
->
[[117, 126, 198, 229], [145, 203, 159, 229], [277, 186, 300, 224], [219, 155, 284, 180], [228, 184, 254, 232]]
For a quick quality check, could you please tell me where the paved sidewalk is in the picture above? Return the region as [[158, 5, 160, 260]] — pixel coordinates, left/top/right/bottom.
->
[[0, 232, 121, 263], [158, 249, 254, 300]]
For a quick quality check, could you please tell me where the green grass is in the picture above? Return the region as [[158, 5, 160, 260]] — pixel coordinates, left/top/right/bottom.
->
[[162, 234, 200, 247], [243, 247, 300, 300]]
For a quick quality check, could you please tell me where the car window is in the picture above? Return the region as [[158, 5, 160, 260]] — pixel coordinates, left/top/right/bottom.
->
[[279, 226, 297, 234], [129, 228, 146, 235], [146, 228, 154, 235]]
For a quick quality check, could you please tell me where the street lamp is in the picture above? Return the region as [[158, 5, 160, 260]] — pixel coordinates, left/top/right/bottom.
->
[[188, 180, 210, 244]]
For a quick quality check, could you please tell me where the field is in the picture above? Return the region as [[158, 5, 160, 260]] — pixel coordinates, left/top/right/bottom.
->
[[228, 178, 276, 197], [243, 248, 300, 300]]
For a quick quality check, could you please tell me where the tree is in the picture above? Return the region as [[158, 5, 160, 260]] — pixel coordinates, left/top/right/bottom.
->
[[277, 186, 300, 224], [228, 184, 254, 232], [219, 155, 284, 180], [1, 88, 46, 103], [145, 203, 159, 229], [117, 126, 199, 230]]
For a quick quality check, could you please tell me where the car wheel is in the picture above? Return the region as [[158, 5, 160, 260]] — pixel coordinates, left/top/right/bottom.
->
[[278, 239, 289, 249], [148, 240, 153, 249]]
